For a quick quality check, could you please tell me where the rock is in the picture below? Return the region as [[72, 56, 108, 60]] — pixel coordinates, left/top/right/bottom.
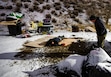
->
[[83, 48, 111, 77], [72, 26, 79, 32], [57, 54, 86, 77]]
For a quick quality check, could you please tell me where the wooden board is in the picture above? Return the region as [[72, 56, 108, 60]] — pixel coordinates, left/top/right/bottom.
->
[[85, 26, 96, 32], [0, 20, 17, 25], [23, 36, 54, 47]]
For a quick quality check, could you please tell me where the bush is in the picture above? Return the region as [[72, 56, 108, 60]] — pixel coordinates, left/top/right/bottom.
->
[[70, 14, 76, 18], [54, 2, 61, 6], [38, 0, 44, 4], [0, 5, 4, 9], [45, 14, 51, 18], [39, 9, 44, 13], [51, 10, 56, 14], [12, 0, 17, 2], [34, 6, 41, 12], [5, 5, 13, 9], [72, 25, 79, 32], [74, 18, 79, 23], [73, 11, 78, 16], [42, 5, 46, 10], [51, 10, 58, 16], [0, 13, 6, 16], [52, 18, 57, 23], [64, 3, 70, 8], [34, 1, 39, 5], [60, 0, 64, 2], [22, 0, 31, 2], [46, 0, 49, 2], [52, 0, 55, 2], [16, 2, 22, 7], [33, 5, 39, 10], [55, 6, 61, 10], [14, 7, 21, 12], [46, 4, 51, 10], [29, 7, 34, 12], [24, 3, 29, 8]]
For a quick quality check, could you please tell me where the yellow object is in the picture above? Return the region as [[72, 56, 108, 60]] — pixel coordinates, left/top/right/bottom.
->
[[38, 21, 43, 26], [31, 21, 37, 29]]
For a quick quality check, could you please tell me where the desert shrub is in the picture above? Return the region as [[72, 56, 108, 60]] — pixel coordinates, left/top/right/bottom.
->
[[55, 6, 61, 10], [70, 14, 76, 18], [34, 6, 41, 12], [54, 2, 61, 7], [73, 11, 78, 16], [33, 1, 39, 5], [52, 18, 57, 23], [68, 0, 77, 4], [12, 0, 17, 2], [16, 2, 22, 7], [60, 11, 62, 15], [24, 3, 29, 8], [72, 25, 79, 32], [0, 5, 4, 9], [78, 9, 83, 13], [46, 0, 49, 2], [68, 10, 73, 14], [51, 10, 58, 16], [22, 0, 31, 2], [75, 5, 83, 13], [51, 10, 55, 14], [39, 9, 44, 13], [53, 2, 61, 10], [14, 7, 21, 12], [74, 18, 79, 22], [45, 14, 51, 18], [60, 0, 64, 2], [42, 5, 46, 10], [5, 5, 13, 9], [46, 4, 51, 10], [52, 0, 55, 2], [74, 18, 82, 24], [29, 7, 34, 12], [42, 4, 51, 10], [64, 3, 70, 8], [38, 0, 44, 4], [0, 13, 6, 16], [33, 5, 39, 10]]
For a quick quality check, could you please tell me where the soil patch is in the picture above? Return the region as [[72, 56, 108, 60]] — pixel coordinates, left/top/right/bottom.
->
[[15, 40, 111, 64]]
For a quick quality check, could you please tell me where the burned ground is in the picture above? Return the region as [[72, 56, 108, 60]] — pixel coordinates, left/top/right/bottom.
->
[[14, 40, 111, 64]]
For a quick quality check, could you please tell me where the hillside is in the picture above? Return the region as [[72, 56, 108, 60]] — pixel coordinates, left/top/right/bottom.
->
[[0, 0, 111, 31]]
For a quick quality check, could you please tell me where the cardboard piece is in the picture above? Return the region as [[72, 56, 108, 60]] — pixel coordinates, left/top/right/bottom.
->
[[0, 20, 17, 25], [23, 35, 84, 47], [23, 36, 54, 47], [59, 38, 77, 46]]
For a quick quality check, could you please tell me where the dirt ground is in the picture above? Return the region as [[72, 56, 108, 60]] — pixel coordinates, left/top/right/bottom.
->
[[14, 41, 91, 64], [14, 40, 111, 64]]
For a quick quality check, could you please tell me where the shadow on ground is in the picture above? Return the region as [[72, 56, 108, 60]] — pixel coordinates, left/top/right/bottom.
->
[[24, 40, 111, 77], [0, 40, 111, 62]]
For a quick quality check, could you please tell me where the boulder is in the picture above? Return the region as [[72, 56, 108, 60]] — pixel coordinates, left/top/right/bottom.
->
[[57, 54, 86, 77], [83, 48, 111, 77]]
